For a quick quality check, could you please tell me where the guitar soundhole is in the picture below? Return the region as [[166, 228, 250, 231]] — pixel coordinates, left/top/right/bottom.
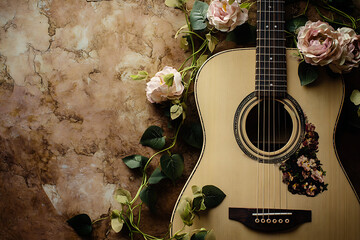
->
[[234, 92, 305, 163], [245, 99, 293, 152]]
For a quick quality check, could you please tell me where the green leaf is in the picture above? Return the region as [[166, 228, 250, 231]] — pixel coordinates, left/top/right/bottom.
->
[[175, 24, 189, 38], [114, 188, 132, 204], [190, 1, 209, 31], [148, 167, 168, 184], [181, 123, 203, 149], [164, 73, 174, 86], [122, 155, 149, 169], [202, 185, 226, 209], [229, 0, 235, 5], [204, 230, 216, 240], [170, 104, 183, 120], [350, 89, 360, 106], [178, 197, 194, 226], [130, 71, 148, 81], [191, 185, 202, 197], [165, 0, 182, 8], [67, 214, 92, 236], [239, 1, 254, 9], [191, 230, 207, 240], [286, 15, 308, 33], [140, 126, 166, 150], [206, 33, 219, 53], [180, 36, 190, 51], [174, 232, 190, 240], [160, 153, 184, 182], [192, 196, 206, 211], [298, 61, 319, 86], [140, 186, 158, 211], [111, 209, 121, 218], [196, 55, 208, 67], [111, 210, 123, 233], [226, 23, 256, 45]]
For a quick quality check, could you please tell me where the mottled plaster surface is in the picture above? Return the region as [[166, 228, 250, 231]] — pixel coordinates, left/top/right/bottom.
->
[[0, 0, 199, 239]]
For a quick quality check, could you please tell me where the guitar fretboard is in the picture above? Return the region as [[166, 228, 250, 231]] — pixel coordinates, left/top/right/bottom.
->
[[256, 0, 286, 98]]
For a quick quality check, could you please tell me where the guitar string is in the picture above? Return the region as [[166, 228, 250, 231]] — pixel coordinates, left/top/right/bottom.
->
[[264, 0, 268, 220], [256, 0, 261, 223], [257, 0, 264, 221], [276, 0, 282, 215], [273, 0, 278, 217], [262, 0, 265, 220], [267, 0, 271, 220]]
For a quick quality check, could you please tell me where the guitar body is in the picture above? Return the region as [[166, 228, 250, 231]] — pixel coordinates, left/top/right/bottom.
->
[[170, 49, 360, 239]]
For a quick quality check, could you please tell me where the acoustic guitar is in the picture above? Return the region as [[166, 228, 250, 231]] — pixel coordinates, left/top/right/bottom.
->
[[170, 0, 360, 239]]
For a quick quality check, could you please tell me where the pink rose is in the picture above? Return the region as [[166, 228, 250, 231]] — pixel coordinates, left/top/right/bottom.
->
[[329, 27, 360, 73], [297, 21, 343, 66], [207, 0, 248, 32], [146, 66, 184, 103]]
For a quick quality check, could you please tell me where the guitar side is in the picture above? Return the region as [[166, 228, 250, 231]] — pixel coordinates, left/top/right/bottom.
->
[[170, 48, 360, 239]]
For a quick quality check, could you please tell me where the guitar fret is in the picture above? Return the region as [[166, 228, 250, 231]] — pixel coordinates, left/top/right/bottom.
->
[[257, 38, 286, 41], [256, 53, 286, 55], [256, 86, 287, 88], [256, 89, 287, 91], [256, 74, 287, 77], [256, 85, 287, 88], [257, 0, 285, 2], [257, 73, 287, 76], [258, 20, 285, 23], [257, 46, 286, 49], [257, 29, 285, 32], [256, 67, 286, 70], [257, 10, 285, 13]]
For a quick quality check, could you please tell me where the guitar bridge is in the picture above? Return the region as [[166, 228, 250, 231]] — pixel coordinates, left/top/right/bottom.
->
[[229, 208, 311, 232]]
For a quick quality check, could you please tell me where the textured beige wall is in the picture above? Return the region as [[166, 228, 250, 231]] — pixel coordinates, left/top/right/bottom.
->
[[0, 0, 200, 239]]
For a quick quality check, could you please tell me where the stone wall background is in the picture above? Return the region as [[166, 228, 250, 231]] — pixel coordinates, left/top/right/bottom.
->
[[0, 0, 201, 239]]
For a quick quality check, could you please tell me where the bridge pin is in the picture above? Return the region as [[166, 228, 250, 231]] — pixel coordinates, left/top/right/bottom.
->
[[285, 219, 290, 223], [278, 219, 283, 224], [272, 219, 277, 223], [261, 218, 266, 223], [255, 218, 260, 223], [266, 218, 271, 223]]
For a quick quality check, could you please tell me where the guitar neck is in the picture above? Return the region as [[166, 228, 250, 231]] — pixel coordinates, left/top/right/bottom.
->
[[256, 0, 287, 98]]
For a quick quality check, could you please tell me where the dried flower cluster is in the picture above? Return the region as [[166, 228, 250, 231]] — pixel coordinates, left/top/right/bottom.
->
[[280, 121, 328, 197]]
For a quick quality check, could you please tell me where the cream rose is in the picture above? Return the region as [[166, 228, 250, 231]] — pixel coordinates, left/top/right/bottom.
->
[[329, 27, 360, 73], [207, 0, 248, 32], [146, 66, 184, 103], [297, 21, 343, 66]]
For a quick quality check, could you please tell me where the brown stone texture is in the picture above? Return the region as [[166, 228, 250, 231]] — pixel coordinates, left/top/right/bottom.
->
[[0, 0, 199, 239]]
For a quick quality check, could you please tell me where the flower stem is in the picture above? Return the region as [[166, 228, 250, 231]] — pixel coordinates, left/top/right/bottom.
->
[[303, 0, 310, 15], [92, 216, 109, 225], [181, 31, 205, 41], [315, 7, 353, 28]]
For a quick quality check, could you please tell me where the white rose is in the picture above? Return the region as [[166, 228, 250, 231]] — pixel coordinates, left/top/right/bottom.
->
[[207, 0, 248, 32], [146, 66, 184, 103]]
